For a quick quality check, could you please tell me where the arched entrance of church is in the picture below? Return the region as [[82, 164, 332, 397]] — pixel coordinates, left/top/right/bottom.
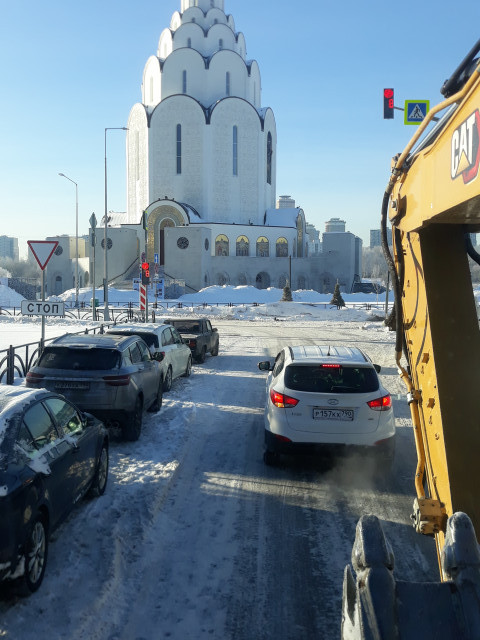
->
[[255, 271, 271, 289], [144, 203, 188, 265], [159, 219, 175, 265]]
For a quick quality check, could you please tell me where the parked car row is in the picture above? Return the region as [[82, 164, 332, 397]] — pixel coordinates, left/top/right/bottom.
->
[[0, 319, 219, 595]]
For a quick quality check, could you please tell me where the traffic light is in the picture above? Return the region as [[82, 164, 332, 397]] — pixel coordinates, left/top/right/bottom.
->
[[383, 88, 394, 119], [141, 262, 150, 285]]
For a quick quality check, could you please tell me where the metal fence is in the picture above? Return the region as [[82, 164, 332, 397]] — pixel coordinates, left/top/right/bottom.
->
[[0, 300, 393, 385], [0, 324, 114, 386]]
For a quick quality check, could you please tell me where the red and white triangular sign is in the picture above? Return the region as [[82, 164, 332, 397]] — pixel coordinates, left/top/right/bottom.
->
[[27, 241, 59, 270]]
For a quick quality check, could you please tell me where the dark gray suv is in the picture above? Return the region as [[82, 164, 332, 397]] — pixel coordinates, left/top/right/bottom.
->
[[26, 334, 163, 441]]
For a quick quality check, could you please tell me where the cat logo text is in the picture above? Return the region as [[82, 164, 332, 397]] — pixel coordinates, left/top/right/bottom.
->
[[451, 109, 480, 184]]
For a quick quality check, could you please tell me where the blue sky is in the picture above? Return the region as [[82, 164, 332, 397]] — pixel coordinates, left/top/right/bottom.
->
[[1, 0, 479, 258]]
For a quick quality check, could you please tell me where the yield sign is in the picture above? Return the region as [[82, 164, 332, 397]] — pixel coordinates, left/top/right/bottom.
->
[[28, 240, 59, 270]]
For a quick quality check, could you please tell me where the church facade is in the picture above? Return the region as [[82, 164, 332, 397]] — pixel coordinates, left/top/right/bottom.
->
[[124, 0, 310, 292]]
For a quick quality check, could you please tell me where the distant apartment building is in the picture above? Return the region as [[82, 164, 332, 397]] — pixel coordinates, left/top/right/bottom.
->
[[306, 223, 321, 256], [325, 217, 346, 233], [0, 236, 19, 261], [370, 228, 392, 248], [276, 195, 296, 209]]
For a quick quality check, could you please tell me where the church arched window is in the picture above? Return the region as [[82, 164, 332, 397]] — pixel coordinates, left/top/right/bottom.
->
[[187, 37, 191, 47], [236, 235, 249, 256], [276, 237, 288, 257], [176, 124, 182, 174], [215, 234, 229, 256], [226, 71, 231, 96], [256, 237, 269, 257], [296, 215, 304, 257], [233, 125, 238, 176], [267, 132, 272, 185], [182, 70, 187, 94], [210, 0, 214, 7], [219, 39, 223, 49]]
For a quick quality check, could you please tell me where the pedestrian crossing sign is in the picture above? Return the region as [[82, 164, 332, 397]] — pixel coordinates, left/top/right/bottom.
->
[[404, 100, 430, 125]]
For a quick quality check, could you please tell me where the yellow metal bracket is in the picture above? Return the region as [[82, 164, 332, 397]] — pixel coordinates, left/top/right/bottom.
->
[[412, 497, 447, 536]]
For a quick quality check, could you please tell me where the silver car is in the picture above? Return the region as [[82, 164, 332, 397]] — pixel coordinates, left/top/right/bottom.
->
[[26, 333, 163, 441], [107, 323, 192, 392]]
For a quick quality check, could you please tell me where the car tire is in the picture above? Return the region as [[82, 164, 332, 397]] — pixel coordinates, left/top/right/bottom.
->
[[263, 449, 279, 466], [89, 442, 109, 497], [163, 366, 173, 392], [211, 342, 219, 356], [196, 347, 206, 364], [148, 382, 163, 413], [17, 512, 49, 595], [124, 396, 143, 441], [183, 356, 192, 377]]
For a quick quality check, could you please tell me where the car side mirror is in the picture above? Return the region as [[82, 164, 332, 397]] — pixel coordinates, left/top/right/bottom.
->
[[373, 364, 381, 373], [213, 327, 218, 332], [82, 413, 96, 428], [258, 361, 272, 372], [155, 352, 165, 362]]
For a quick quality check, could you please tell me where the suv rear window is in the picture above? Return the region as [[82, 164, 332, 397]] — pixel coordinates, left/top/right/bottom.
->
[[284, 365, 379, 394], [170, 321, 200, 332], [38, 347, 121, 371]]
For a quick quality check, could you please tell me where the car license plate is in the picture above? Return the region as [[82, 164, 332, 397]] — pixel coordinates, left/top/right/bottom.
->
[[313, 408, 354, 421], [55, 381, 90, 390]]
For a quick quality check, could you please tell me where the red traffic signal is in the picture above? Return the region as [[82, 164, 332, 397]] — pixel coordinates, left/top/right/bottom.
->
[[141, 262, 150, 285], [383, 88, 394, 119]]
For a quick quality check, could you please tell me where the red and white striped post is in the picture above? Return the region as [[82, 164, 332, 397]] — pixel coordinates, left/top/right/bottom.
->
[[139, 284, 148, 321]]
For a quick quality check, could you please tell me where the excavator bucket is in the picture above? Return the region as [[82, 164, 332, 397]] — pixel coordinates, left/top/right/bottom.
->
[[341, 513, 480, 639]]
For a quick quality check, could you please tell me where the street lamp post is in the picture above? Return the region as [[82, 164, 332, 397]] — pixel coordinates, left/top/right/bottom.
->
[[104, 127, 128, 321], [58, 173, 79, 307]]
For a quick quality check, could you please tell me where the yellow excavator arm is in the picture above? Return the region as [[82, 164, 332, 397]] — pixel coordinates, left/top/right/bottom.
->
[[342, 40, 480, 639]]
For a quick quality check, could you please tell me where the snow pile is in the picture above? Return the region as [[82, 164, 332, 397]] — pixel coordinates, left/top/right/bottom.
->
[[0, 283, 25, 307]]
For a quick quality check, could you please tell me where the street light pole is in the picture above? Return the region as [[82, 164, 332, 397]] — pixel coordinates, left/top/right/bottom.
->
[[58, 173, 79, 307], [104, 126, 128, 322]]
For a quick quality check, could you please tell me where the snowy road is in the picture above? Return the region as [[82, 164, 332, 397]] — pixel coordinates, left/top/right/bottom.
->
[[0, 318, 438, 639]]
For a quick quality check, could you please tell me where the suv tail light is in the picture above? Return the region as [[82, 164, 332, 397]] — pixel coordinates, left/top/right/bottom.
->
[[26, 372, 45, 386], [270, 389, 299, 408], [188, 339, 197, 348], [367, 394, 392, 411], [103, 374, 131, 387]]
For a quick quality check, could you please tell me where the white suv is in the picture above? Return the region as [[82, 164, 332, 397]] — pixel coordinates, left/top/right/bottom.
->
[[107, 323, 192, 392], [258, 345, 395, 467]]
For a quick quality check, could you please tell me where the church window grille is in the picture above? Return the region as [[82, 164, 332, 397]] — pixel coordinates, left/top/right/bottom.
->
[[233, 125, 238, 176], [297, 216, 304, 257], [226, 72, 231, 96], [267, 132, 272, 185], [176, 124, 182, 174], [256, 237, 269, 257], [219, 39, 223, 49], [182, 70, 187, 94], [215, 234, 229, 256], [236, 235, 249, 256], [276, 237, 288, 257]]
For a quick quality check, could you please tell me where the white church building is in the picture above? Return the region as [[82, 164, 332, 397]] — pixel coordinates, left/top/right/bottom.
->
[[45, 0, 362, 297]]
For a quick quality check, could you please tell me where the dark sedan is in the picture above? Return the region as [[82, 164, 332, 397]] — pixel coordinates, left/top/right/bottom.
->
[[0, 387, 108, 595]]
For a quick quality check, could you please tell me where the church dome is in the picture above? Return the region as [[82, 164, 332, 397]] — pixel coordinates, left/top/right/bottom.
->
[[127, 1, 276, 227]]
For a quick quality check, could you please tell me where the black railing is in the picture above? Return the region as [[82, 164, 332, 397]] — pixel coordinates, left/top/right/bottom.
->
[[0, 324, 111, 385]]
